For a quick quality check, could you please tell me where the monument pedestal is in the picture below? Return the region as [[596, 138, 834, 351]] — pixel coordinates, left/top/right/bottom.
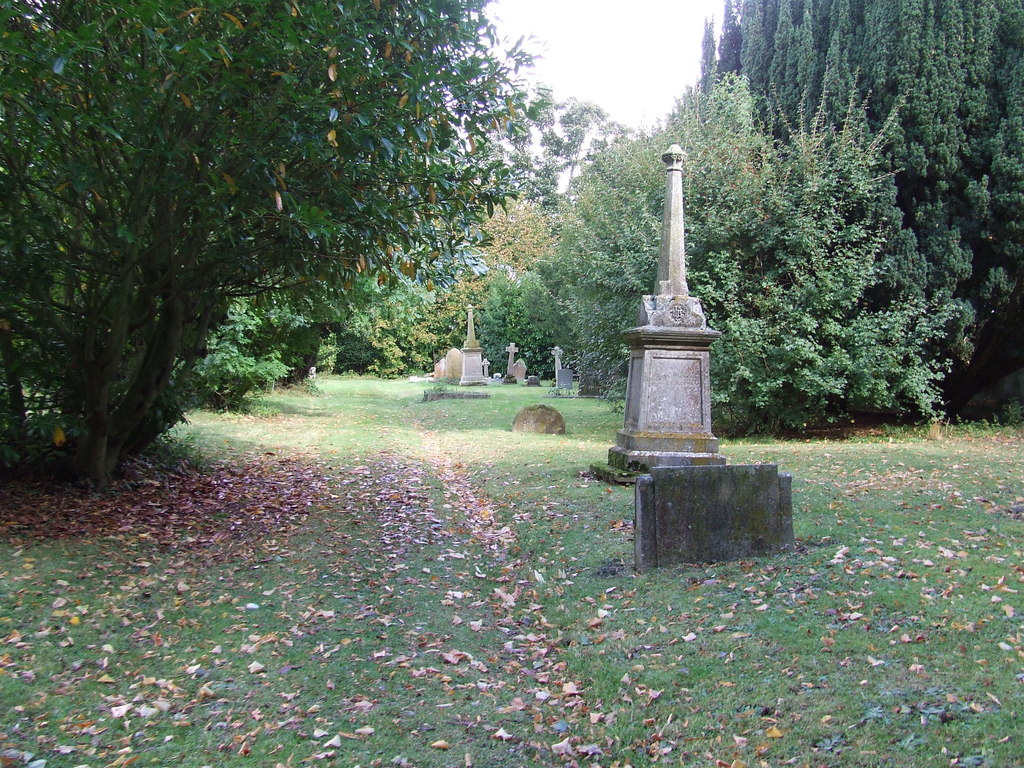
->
[[608, 322, 725, 471], [634, 465, 794, 570], [459, 346, 488, 386]]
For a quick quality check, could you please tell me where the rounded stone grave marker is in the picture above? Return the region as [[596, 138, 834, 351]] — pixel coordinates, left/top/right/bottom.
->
[[512, 404, 565, 435]]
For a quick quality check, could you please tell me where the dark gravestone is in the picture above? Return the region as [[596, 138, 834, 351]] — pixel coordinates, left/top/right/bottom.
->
[[512, 404, 566, 434], [577, 371, 602, 397], [525, 375, 541, 386], [634, 464, 793, 570], [556, 368, 575, 390]]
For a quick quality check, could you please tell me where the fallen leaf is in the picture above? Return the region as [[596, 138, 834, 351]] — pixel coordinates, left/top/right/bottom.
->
[[551, 737, 573, 756]]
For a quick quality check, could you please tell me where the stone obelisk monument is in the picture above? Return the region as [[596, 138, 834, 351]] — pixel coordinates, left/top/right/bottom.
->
[[608, 145, 725, 470], [459, 305, 488, 386]]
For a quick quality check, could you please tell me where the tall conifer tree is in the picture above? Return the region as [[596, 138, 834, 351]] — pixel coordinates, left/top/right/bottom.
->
[[719, 0, 745, 75], [721, 0, 1024, 413], [700, 18, 720, 94]]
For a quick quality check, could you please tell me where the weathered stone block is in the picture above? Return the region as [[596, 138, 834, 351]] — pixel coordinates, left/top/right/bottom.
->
[[511, 359, 527, 381], [609, 328, 725, 470], [459, 347, 488, 386], [634, 464, 793, 570]]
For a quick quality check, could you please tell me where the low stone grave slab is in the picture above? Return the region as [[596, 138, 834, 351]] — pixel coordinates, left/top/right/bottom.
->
[[634, 464, 793, 570], [588, 462, 639, 485], [512, 404, 565, 434], [422, 391, 490, 402]]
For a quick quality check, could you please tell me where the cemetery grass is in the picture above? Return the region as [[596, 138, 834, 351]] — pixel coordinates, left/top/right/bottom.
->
[[0, 379, 1021, 768]]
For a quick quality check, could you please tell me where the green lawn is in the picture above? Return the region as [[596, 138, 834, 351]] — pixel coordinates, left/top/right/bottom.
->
[[2, 377, 1022, 767]]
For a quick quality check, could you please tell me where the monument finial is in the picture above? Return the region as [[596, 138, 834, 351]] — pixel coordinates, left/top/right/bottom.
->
[[657, 144, 688, 296], [464, 304, 479, 348]]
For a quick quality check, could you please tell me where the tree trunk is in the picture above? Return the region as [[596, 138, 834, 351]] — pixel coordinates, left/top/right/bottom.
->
[[72, 277, 133, 489], [72, 367, 117, 489], [0, 322, 27, 430]]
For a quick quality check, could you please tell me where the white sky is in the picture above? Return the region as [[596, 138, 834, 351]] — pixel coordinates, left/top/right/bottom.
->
[[488, 0, 725, 129]]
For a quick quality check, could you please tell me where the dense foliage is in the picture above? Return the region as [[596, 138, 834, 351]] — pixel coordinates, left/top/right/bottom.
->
[[713, 0, 1024, 414], [546, 79, 945, 432], [0, 0, 529, 485], [325, 198, 564, 378]]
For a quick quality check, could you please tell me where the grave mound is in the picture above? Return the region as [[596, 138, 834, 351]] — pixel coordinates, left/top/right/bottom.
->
[[512, 404, 565, 434]]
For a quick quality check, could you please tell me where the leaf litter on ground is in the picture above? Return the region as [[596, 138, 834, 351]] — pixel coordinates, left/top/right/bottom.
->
[[2, 383, 1023, 768]]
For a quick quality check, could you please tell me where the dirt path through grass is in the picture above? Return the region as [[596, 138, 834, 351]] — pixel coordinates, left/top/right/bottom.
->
[[0, 443, 584, 768]]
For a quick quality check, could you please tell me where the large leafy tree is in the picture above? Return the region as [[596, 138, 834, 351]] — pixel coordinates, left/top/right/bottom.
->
[[0, 0, 529, 486], [546, 78, 944, 430]]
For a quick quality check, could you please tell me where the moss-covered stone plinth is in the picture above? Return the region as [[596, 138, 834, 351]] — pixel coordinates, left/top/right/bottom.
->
[[634, 464, 793, 570], [588, 463, 639, 485]]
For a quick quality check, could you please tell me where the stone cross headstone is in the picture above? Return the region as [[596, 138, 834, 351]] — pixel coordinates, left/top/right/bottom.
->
[[504, 342, 519, 377], [482, 358, 490, 378], [551, 346, 564, 379]]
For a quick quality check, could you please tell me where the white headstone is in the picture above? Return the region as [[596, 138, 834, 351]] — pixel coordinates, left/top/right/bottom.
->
[[551, 346, 564, 379], [504, 342, 519, 377]]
